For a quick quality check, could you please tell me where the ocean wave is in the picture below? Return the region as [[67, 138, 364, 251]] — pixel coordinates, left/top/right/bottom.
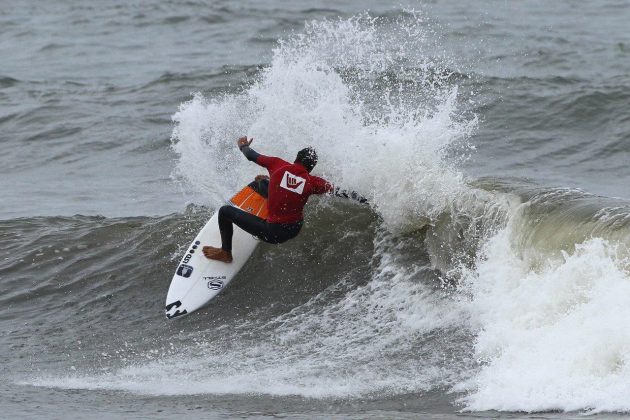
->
[[8, 9, 630, 414], [0, 75, 20, 87]]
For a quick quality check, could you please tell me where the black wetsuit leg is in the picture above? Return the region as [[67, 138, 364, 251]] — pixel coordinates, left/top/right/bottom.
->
[[218, 205, 302, 251]]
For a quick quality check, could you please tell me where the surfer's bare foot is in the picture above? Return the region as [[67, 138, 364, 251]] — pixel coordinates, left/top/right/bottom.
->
[[202, 246, 233, 263]]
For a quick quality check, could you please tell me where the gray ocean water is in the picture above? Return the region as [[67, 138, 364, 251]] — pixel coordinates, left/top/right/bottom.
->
[[2, 1, 630, 418]]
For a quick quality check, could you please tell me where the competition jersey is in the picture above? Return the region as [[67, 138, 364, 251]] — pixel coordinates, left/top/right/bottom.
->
[[254, 155, 332, 224]]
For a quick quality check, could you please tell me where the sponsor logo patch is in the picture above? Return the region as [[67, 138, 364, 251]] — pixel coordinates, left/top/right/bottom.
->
[[204, 275, 226, 290], [176, 264, 194, 278], [207, 280, 224, 290], [165, 300, 188, 319], [280, 171, 306, 194]]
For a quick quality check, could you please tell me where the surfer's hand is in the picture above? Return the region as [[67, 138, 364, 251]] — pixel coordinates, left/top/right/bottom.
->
[[255, 174, 269, 182], [237, 136, 253, 148]]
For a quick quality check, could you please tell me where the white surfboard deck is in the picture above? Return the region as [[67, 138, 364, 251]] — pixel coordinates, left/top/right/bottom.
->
[[165, 205, 259, 319]]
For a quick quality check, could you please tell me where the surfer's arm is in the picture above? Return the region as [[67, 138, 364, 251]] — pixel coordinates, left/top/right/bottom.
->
[[239, 145, 285, 170], [311, 176, 369, 204], [239, 144, 261, 162], [237, 137, 285, 169]]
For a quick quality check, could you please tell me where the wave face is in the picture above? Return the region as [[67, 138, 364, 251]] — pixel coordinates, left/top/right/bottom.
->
[[5, 205, 475, 399], [3, 5, 630, 417]]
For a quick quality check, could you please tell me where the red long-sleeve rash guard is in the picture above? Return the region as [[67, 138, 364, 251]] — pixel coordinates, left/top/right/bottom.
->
[[253, 154, 333, 224]]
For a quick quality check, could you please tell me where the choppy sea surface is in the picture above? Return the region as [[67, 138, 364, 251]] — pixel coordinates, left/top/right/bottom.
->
[[2, 1, 630, 418]]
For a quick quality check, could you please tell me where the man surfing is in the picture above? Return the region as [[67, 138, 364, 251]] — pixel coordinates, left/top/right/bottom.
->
[[203, 136, 368, 263]]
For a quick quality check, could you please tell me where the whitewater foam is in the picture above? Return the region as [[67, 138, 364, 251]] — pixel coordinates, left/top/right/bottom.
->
[[457, 224, 630, 413]]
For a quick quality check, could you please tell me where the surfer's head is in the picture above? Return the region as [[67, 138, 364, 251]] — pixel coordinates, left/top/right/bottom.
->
[[295, 147, 318, 172]]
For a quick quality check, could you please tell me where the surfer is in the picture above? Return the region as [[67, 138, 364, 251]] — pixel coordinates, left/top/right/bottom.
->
[[203, 136, 368, 263]]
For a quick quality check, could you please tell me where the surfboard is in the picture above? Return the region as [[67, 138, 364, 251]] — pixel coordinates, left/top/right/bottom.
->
[[165, 178, 269, 319]]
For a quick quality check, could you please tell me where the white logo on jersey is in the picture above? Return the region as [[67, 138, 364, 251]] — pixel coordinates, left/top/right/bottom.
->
[[280, 171, 306, 194]]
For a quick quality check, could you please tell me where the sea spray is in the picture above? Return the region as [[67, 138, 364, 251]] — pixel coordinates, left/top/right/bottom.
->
[[171, 13, 477, 230]]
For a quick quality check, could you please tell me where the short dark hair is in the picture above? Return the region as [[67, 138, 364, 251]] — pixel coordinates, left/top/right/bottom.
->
[[295, 147, 318, 172]]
